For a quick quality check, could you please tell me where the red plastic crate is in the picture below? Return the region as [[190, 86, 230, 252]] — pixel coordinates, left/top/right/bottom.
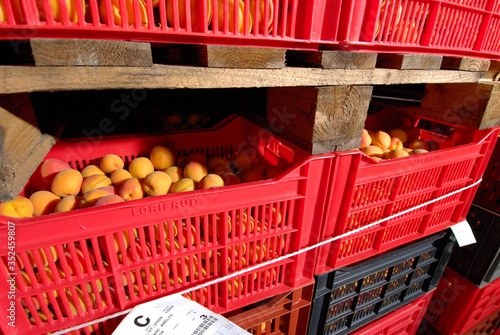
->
[[474, 135, 500, 213], [224, 280, 314, 335], [425, 267, 500, 335], [0, 0, 325, 49], [315, 108, 499, 275], [320, 0, 500, 59], [350, 290, 434, 335], [0, 115, 333, 335]]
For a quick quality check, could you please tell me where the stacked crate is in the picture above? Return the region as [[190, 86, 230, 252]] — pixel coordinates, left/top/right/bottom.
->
[[421, 138, 500, 335], [1, 0, 500, 334]]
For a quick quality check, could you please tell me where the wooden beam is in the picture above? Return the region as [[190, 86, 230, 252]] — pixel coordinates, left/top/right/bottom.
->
[[376, 54, 443, 70], [193, 45, 286, 68], [419, 83, 500, 129], [267, 86, 372, 154], [0, 94, 56, 201], [30, 39, 153, 67], [441, 57, 491, 72], [0, 66, 482, 93], [287, 50, 377, 69]]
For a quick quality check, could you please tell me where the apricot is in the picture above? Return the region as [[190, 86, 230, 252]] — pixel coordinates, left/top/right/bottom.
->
[[51, 169, 83, 197], [0, 196, 34, 218], [360, 129, 372, 148], [221, 172, 242, 186], [411, 149, 429, 155], [408, 139, 429, 150], [119, 178, 145, 201], [166, 0, 212, 29], [54, 195, 81, 213], [171, 178, 195, 193], [186, 152, 207, 165], [163, 166, 183, 183], [128, 157, 155, 179], [183, 161, 208, 183], [80, 186, 117, 208], [81, 174, 112, 194], [81, 165, 105, 178], [99, 0, 148, 26], [143, 171, 173, 196], [150, 145, 176, 170], [95, 194, 125, 207], [212, 164, 232, 176], [249, 0, 274, 33], [370, 131, 392, 150], [241, 168, 264, 183], [40, 158, 71, 184], [361, 145, 384, 158], [29, 191, 60, 216], [385, 149, 410, 159], [36, 0, 85, 22], [198, 174, 224, 189], [0, 0, 23, 23], [388, 128, 408, 144], [99, 154, 124, 174], [216, 0, 251, 33], [388, 137, 403, 151], [110, 168, 133, 187]]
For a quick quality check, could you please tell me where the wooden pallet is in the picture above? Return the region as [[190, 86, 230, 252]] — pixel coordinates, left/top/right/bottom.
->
[[1, 39, 499, 201]]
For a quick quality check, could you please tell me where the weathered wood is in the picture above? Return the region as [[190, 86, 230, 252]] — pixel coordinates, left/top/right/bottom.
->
[[376, 54, 443, 70], [267, 86, 372, 154], [287, 50, 377, 69], [0, 94, 56, 201], [441, 57, 491, 72], [481, 61, 500, 81], [31, 39, 153, 67], [0, 66, 482, 93], [419, 83, 500, 129], [154, 44, 286, 68], [193, 45, 286, 68]]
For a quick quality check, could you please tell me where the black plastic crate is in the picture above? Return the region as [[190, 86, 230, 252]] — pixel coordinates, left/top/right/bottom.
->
[[447, 204, 500, 287], [307, 232, 455, 335]]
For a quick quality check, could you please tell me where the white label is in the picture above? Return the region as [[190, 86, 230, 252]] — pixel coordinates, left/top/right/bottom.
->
[[112, 294, 251, 335], [450, 220, 477, 247]]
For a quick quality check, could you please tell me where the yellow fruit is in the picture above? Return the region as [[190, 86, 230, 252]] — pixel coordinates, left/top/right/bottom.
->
[[385, 149, 410, 159], [361, 145, 384, 158], [150, 145, 176, 170], [371, 131, 392, 150], [388, 128, 408, 144], [360, 129, 372, 148]]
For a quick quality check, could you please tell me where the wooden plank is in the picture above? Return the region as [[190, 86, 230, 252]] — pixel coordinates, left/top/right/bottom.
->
[[0, 66, 482, 93], [267, 86, 372, 154], [193, 45, 286, 68], [441, 57, 491, 72], [420, 83, 500, 129], [481, 61, 500, 81], [376, 54, 443, 70], [0, 94, 56, 201], [30, 39, 153, 67], [154, 44, 286, 68], [287, 50, 377, 69]]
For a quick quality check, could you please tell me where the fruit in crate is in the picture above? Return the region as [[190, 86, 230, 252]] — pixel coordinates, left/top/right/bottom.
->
[[99, 0, 148, 26], [216, 0, 251, 33], [166, 0, 212, 29], [0, 196, 34, 218], [36, 0, 85, 22], [0, 138, 287, 218], [359, 125, 434, 160], [0, 0, 23, 22]]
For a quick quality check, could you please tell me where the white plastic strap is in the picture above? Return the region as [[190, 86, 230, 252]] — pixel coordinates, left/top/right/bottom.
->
[[51, 178, 482, 335]]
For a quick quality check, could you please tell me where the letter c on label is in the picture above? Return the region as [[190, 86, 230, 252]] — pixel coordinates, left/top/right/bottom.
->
[[134, 315, 150, 327]]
